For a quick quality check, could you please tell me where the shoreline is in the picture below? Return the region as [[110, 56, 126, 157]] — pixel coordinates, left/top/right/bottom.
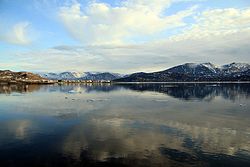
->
[[1, 80, 250, 85], [112, 81, 250, 84]]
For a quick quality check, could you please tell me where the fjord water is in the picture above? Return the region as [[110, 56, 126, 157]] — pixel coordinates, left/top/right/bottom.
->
[[0, 83, 249, 167]]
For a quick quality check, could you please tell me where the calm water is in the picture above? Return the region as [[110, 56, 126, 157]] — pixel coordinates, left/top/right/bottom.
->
[[0, 83, 249, 167]]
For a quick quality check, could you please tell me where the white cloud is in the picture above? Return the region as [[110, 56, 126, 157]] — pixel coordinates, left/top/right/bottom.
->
[[13, 26, 250, 73], [58, 0, 197, 45], [6, 4, 250, 73], [0, 22, 33, 45], [171, 7, 250, 41]]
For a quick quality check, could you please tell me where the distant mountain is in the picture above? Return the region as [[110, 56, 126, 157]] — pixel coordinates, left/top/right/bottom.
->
[[81, 72, 123, 81], [37, 72, 125, 81], [38, 72, 85, 80], [114, 63, 250, 82], [166, 63, 221, 76], [2, 62, 249, 83]]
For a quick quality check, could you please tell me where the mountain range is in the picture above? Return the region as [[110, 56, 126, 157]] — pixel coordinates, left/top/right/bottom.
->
[[1, 62, 250, 83], [37, 72, 125, 81], [114, 62, 250, 82]]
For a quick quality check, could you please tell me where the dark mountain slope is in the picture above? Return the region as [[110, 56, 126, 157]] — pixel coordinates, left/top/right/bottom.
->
[[114, 63, 250, 82]]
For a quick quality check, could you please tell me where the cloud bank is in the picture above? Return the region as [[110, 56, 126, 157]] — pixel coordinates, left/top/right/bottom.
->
[[1, 0, 250, 72], [58, 0, 197, 45]]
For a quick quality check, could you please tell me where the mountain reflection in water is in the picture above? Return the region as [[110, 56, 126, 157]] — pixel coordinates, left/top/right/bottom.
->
[[0, 83, 249, 167]]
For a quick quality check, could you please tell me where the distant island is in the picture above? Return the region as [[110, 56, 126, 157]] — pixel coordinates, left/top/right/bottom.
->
[[1, 62, 250, 84]]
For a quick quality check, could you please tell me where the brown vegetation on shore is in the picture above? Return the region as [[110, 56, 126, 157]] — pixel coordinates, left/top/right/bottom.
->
[[0, 70, 56, 84]]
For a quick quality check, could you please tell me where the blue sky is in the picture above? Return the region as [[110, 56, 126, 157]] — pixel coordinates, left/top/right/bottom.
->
[[0, 0, 250, 73]]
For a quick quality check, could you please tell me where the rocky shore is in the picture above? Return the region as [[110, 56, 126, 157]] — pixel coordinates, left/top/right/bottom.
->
[[0, 70, 112, 84], [0, 70, 56, 84]]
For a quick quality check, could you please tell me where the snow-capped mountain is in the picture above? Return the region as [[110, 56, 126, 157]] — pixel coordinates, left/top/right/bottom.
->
[[37, 72, 125, 81], [115, 62, 250, 82], [165, 63, 221, 76], [164, 62, 249, 76], [38, 72, 78, 80], [37, 62, 250, 82], [221, 62, 250, 74]]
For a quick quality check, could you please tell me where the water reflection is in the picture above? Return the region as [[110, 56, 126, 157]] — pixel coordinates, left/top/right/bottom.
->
[[0, 83, 249, 166], [0, 120, 33, 143], [60, 114, 250, 164], [1, 83, 250, 101], [0, 84, 41, 94], [119, 83, 250, 101]]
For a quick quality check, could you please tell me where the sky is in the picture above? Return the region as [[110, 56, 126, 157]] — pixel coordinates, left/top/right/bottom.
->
[[0, 0, 250, 73]]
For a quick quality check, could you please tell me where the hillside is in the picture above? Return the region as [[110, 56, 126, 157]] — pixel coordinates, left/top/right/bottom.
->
[[114, 63, 250, 82], [0, 70, 54, 84]]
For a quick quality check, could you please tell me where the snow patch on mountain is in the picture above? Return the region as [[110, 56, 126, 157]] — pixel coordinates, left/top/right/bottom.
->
[[221, 63, 250, 74], [36, 62, 250, 81], [201, 63, 219, 73], [36, 71, 124, 81]]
